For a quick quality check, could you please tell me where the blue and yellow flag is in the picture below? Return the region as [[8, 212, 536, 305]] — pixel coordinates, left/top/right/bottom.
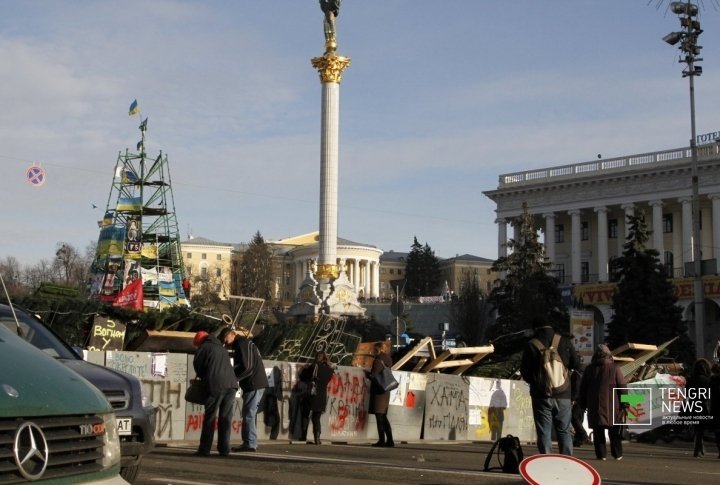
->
[[128, 99, 139, 116]]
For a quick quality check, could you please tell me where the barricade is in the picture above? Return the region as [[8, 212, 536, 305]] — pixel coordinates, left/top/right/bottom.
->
[[89, 351, 535, 444]]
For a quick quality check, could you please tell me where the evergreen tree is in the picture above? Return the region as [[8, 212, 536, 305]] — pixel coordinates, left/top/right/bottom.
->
[[450, 271, 490, 345], [238, 231, 274, 300], [607, 213, 691, 359], [404, 237, 441, 297], [488, 204, 567, 337]]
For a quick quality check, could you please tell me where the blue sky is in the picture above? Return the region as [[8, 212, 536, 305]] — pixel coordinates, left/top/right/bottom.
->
[[1, 0, 718, 267]]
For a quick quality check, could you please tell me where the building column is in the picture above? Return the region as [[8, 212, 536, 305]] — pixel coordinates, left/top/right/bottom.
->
[[650, 200, 664, 257], [543, 213, 556, 262], [569, 209, 582, 284], [712, 194, 720, 273], [363, 261, 370, 297], [496, 218, 508, 257], [595, 206, 608, 282], [680, 197, 693, 266], [373, 261, 380, 298], [353, 259, 360, 291]]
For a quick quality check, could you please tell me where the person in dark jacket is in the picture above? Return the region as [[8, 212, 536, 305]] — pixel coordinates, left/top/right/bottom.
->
[[367, 341, 394, 447], [710, 363, 720, 458], [192, 331, 238, 457], [220, 327, 269, 452], [685, 358, 712, 458], [578, 344, 627, 461], [571, 365, 590, 447], [299, 351, 335, 444], [520, 317, 581, 456]]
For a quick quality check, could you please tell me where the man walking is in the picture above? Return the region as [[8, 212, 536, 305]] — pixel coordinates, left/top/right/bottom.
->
[[220, 327, 269, 452], [520, 317, 581, 456], [192, 330, 238, 457]]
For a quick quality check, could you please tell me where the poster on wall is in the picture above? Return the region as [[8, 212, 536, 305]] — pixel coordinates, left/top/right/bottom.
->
[[571, 309, 594, 362]]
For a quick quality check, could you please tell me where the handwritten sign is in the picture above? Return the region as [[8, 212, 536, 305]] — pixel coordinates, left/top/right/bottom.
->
[[87, 316, 126, 351]]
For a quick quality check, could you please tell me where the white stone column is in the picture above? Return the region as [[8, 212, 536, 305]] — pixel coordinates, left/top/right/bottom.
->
[[569, 210, 582, 284], [496, 218, 508, 259], [543, 213, 556, 262], [353, 259, 360, 290], [650, 200, 664, 257], [372, 261, 380, 298], [680, 197, 693, 265], [363, 261, 370, 297], [595, 206, 608, 282], [712, 194, 720, 273]]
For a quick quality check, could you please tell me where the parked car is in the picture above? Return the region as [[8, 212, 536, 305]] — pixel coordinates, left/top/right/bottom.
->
[[0, 321, 125, 483], [0, 304, 156, 483]]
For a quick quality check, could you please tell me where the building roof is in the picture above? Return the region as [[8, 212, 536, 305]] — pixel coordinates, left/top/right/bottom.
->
[[442, 254, 495, 263]]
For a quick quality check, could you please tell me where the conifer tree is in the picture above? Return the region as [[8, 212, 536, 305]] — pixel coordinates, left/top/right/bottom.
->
[[404, 237, 441, 297], [607, 213, 690, 359], [488, 204, 567, 336], [238, 231, 273, 300]]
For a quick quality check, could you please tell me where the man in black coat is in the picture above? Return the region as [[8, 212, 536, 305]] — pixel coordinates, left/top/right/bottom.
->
[[520, 317, 581, 456], [219, 327, 269, 452], [192, 331, 238, 457]]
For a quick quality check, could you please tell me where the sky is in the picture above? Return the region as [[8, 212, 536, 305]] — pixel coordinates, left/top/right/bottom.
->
[[1, 0, 719, 268]]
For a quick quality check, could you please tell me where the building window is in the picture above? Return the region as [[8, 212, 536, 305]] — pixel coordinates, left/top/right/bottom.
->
[[398, 269, 403, 276], [581, 262, 590, 283], [553, 263, 565, 283], [581, 222, 589, 241], [215, 268, 221, 277], [555, 224, 565, 243], [608, 219, 618, 239], [664, 251, 674, 277], [389, 269, 395, 275], [200, 266, 208, 278], [663, 214, 673, 233], [186, 252, 192, 259], [201, 253, 207, 260], [217, 254, 222, 261]]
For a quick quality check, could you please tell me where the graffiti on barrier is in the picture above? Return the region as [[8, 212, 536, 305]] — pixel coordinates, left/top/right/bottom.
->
[[327, 368, 368, 436], [424, 377, 469, 440]]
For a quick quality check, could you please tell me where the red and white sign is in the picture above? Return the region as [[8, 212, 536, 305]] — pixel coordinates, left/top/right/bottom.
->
[[520, 454, 601, 485]]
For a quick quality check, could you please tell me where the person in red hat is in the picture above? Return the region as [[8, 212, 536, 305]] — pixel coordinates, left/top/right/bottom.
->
[[192, 330, 237, 457]]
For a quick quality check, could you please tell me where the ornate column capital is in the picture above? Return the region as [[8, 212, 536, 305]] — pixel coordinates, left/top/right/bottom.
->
[[594, 206, 608, 214], [649, 199, 664, 207], [620, 203, 635, 211], [542, 212, 555, 219], [568, 209, 582, 217], [677, 196, 692, 205], [311, 53, 351, 84]]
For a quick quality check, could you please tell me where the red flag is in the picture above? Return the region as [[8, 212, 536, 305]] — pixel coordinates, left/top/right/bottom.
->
[[113, 278, 144, 311]]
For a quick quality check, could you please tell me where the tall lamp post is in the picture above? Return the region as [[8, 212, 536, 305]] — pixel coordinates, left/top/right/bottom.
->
[[663, 1, 704, 358]]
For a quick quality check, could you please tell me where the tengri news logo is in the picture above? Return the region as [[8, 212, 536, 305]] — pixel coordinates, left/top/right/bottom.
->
[[613, 386, 712, 427], [614, 388, 652, 426]]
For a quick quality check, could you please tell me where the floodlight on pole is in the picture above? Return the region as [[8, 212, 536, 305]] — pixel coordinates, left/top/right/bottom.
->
[[663, 1, 705, 358]]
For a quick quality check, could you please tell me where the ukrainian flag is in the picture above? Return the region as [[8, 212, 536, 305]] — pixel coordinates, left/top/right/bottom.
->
[[129, 99, 139, 116]]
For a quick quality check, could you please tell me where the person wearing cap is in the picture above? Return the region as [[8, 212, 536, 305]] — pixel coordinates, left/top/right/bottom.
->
[[578, 344, 627, 461], [192, 330, 238, 457], [219, 327, 269, 452]]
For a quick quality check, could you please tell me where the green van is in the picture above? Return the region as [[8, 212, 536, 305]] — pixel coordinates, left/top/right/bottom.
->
[[0, 323, 125, 483]]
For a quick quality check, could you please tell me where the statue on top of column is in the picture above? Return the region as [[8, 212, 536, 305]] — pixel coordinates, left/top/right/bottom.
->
[[319, 0, 341, 51]]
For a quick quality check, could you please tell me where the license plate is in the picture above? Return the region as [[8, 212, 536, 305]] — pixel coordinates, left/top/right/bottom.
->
[[117, 417, 132, 436]]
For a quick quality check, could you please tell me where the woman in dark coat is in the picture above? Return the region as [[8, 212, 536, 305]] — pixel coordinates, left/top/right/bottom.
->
[[367, 342, 394, 447], [299, 351, 335, 444], [579, 344, 627, 461], [685, 358, 712, 457]]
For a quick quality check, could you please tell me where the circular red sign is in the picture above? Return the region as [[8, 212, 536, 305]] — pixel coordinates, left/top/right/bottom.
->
[[26, 165, 46, 187], [520, 454, 601, 485]]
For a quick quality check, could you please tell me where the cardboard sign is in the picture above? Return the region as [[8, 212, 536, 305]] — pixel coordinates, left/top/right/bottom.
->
[[87, 316, 127, 351]]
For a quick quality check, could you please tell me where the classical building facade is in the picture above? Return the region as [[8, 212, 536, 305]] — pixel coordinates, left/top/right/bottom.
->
[[483, 142, 720, 354], [182, 232, 383, 307]]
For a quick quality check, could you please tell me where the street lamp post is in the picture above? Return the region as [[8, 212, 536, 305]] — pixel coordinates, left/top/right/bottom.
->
[[664, 1, 705, 358]]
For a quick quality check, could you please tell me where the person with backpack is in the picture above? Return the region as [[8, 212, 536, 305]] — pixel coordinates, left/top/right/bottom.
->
[[578, 344, 627, 461], [520, 316, 581, 456]]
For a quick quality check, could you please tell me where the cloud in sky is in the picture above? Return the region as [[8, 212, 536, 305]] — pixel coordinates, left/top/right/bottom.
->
[[0, 0, 718, 267]]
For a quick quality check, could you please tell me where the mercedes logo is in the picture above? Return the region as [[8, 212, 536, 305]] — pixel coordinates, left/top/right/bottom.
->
[[13, 422, 49, 480]]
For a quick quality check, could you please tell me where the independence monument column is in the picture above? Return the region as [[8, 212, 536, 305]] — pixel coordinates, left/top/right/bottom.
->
[[312, 3, 348, 292]]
